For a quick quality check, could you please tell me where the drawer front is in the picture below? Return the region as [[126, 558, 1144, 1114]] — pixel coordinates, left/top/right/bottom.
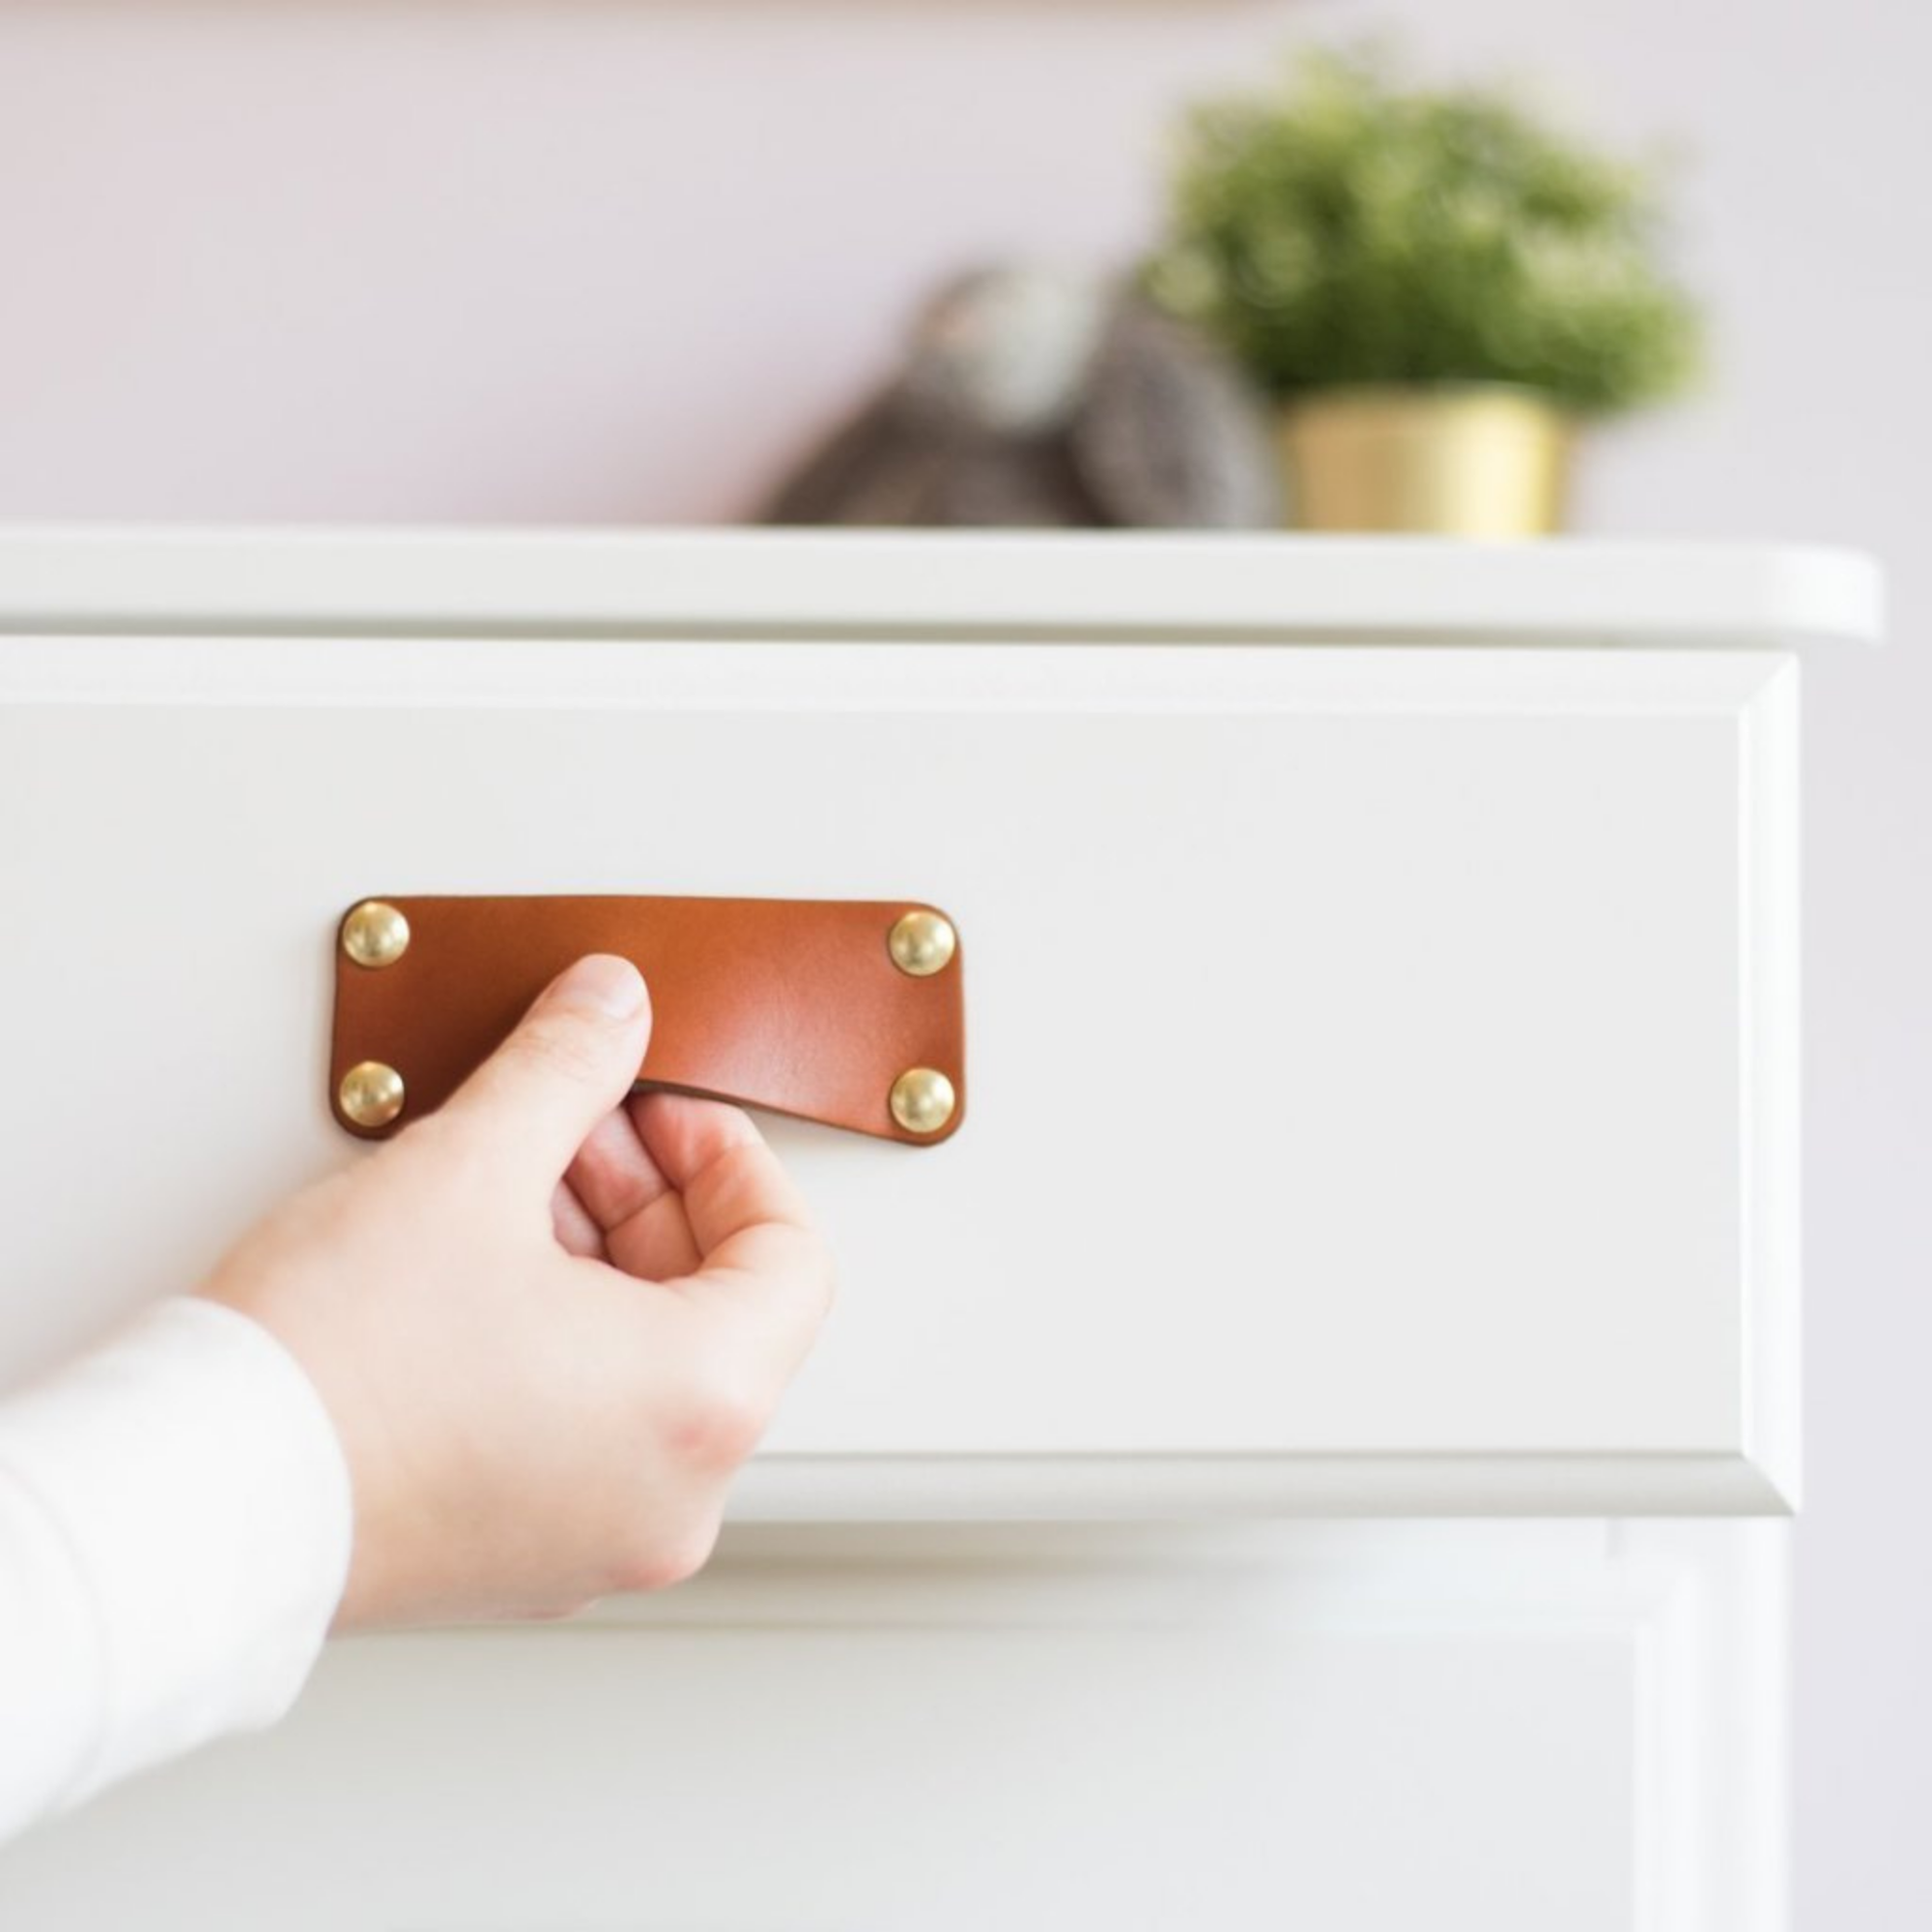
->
[[0, 1521, 1786, 1932], [0, 637, 1798, 1515]]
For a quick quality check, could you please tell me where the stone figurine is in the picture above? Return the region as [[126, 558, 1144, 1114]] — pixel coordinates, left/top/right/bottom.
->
[[760, 266, 1279, 529]]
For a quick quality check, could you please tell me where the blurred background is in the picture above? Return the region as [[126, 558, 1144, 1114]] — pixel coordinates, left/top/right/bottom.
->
[[1, 2, 1924, 1921]]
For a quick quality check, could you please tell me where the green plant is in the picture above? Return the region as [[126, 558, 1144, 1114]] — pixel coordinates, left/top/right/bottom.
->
[[1147, 47, 1701, 414]]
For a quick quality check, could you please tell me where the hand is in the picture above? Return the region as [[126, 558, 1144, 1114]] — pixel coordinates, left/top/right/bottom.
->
[[198, 954, 835, 1631]]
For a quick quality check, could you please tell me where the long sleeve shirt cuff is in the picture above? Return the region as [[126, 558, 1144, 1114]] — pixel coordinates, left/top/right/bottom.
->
[[0, 1296, 354, 1836]]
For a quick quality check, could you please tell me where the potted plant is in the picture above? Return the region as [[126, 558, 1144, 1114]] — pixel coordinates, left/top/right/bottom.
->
[[1146, 48, 1701, 535]]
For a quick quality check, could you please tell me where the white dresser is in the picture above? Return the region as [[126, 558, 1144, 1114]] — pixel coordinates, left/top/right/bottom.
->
[[0, 531, 1880, 1929]]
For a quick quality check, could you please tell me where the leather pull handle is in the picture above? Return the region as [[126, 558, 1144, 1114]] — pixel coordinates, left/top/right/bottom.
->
[[329, 895, 966, 1146]]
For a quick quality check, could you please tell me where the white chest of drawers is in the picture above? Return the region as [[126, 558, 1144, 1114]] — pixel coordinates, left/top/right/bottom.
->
[[0, 530, 1879, 1929]]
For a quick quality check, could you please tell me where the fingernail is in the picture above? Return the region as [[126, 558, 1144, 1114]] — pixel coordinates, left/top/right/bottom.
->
[[549, 954, 646, 1020]]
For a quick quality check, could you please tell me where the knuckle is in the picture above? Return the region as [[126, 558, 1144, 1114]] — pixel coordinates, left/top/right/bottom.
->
[[661, 1514, 724, 1588], [664, 1361, 769, 1475], [609, 1512, 723, 1595]]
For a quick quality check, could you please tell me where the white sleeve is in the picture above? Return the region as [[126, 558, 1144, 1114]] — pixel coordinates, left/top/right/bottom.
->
[[0, 1296, 354, 1841]]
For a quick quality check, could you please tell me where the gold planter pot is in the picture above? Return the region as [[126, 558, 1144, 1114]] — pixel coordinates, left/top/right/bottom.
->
[[1276, 385, 1573, 537]]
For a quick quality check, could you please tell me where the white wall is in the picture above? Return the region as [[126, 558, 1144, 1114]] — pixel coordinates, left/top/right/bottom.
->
[[2, 4, 1925, 1923]]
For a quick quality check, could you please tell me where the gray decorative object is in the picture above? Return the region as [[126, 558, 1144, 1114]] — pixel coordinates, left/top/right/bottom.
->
[[761, 265, 1279, 528]]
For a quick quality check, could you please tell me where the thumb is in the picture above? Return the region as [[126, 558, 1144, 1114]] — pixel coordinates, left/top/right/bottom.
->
[[440, 954, 652, 1180]]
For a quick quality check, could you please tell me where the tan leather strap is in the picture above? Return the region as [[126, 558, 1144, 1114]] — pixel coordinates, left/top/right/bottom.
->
[[329, 895, 966, 1146]]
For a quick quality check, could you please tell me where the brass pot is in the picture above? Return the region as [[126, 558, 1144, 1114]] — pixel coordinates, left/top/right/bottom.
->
[[1276, 384, 1573, 537]]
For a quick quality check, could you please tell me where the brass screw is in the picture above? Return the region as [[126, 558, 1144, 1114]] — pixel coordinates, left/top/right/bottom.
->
[[339, 1061, 407, 1130], [890, 1066, 956, 1136], [888, 908, 956, 978], [341, 899, 411, 970]]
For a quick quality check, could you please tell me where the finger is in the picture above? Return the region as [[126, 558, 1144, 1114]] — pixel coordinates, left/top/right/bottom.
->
[[440, 955, 652, 1183], [551, 1177, 607, 1260], [630, 1092, 813, 1257], [568, 1104, 678, 1233], [631, 1093, 835, 1338], [566, 1104, 702, 1281]]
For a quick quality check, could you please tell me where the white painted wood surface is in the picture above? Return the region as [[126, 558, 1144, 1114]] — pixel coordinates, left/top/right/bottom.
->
[[0, 1520, 1787, 1932], [0, 554, 1814, 1517], [0, 533, 1845, 1930], [0, 527, 1883, 645]]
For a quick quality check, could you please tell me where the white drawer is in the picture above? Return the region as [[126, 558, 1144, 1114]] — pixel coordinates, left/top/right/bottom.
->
[[0, 533, 1873, 1520], [0, 1520, 1789, 1932]]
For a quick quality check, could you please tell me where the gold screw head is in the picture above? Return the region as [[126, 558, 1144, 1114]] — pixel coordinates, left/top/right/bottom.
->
[[341, 899, 411, 970], [888, 908, 956, 978], [339, 1060, 406, 1130], [890, 1066, 956, 1136]]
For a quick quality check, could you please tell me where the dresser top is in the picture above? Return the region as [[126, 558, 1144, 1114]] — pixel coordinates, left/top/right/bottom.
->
[[0, 527, 1881, 647]]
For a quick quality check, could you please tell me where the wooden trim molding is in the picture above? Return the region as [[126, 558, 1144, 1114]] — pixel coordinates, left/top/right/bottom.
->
[[0, 527, 1883, 646]]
